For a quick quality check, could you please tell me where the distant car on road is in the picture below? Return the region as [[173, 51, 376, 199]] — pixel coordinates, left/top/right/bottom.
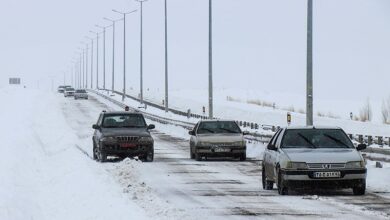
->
[[64, 87, 75, 97], [92, 111, 155, 162], [189, 120, 248, 161], [74, 89, 88, 100], [57, 85, 68, 93], [262, 126, 367, 195]]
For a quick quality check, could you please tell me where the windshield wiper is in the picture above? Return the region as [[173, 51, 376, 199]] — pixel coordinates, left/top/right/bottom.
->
[[323, 134, 351, 148], [219, 128, 238, 133], [297, 133, 317, 148], [200, 128, 215, 134]]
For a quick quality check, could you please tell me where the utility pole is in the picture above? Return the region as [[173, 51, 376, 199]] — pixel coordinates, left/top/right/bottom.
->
[[90, 31, 99, 89], [96, 25, 110, 90], [86, 36, 94, 89], [208, 0, 213, 119], [306, 0, 313, 126], [104, 17, 123, 93], [164, 0, 169, 112], [136, 0, 147, 104], [113, 9, 137, 101], [85, 44, 89, 88]]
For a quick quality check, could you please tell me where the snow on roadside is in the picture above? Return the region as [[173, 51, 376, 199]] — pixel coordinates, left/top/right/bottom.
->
[[0, 87, 149, 220]]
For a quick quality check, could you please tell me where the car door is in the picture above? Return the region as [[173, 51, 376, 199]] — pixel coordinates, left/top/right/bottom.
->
[[190, 122, 200, 152], [269, 129, 286, 180], [264, 129, 282, 179]]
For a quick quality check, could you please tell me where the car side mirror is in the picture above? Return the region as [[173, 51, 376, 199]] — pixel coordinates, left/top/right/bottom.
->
[[356, 143, 367, 151], [92, 124, 100, 130], [147, 124, 155, 130], [243, 131, 250, 136], [267, 144, 277, 151], [188, 130, 195, 136]]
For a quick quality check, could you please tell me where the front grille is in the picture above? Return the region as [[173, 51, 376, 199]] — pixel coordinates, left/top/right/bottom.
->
[[116, 136, 139, 142], [307, 163, 346, 169]]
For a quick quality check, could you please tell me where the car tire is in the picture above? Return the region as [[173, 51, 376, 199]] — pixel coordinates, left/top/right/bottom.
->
[[145, 150, 154, 162], [97, 147, 107, 163], [239, 153, 246, 161], [93, 142, 98, 160], [277, 170, 288, 195], [195, 152, 202, 161], [190, 147, 195, 159], [262, 166, 274, 190], [353, 182, 366, 195]]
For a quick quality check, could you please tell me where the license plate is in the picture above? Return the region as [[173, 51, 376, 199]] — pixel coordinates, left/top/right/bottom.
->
[[120, 143, 137, 148], [313, 172, 341, 178], [214, 148, 230, 153]]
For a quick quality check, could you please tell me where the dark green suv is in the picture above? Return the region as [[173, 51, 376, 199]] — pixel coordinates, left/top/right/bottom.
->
[[92, 111, 155, 162]]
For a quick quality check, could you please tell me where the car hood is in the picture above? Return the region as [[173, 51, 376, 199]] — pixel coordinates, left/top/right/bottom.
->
[[101, 127, 150, 137], [197, 133, 243, 143], [282, 148, 362, 163]]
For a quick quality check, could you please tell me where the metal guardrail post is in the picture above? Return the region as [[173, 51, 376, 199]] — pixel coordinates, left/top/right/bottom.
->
[[367, 136, 372, 146]]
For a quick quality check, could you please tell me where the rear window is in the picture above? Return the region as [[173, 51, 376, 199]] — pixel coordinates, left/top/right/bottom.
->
[[76, 90, 86, 93], [281, 129, 354, 149]]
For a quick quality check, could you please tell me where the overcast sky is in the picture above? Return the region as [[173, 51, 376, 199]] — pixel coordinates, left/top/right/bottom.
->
[[1, 0, 390, 115]]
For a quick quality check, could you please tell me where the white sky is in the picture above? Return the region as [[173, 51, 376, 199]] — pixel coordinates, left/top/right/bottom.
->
[[1, 0, 390, 118]]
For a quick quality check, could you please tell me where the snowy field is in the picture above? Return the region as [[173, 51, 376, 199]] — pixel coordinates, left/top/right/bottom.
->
[[120, 88, 390, 137], [1, 86, 390, 220]]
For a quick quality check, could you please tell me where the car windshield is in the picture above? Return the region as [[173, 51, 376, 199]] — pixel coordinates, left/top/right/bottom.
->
[[197, 121, 241, 134], [76, 90, 86, 93], [102, 114, 146, 128], [65, 88, 74, 91], [281, 129, 354, 149]]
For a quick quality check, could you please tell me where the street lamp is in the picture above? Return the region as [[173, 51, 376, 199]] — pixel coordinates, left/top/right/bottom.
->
[[104, 17, 123, 93], [90, 30, 100, 89], [135, 0, 147, 104], [112, 9, 137, 101], [96, 24, 112, 90], [306, 0, 313, 126], [208, 0, 213, 119], [164, 0, 169, 112], [85, 36, 94, 89]]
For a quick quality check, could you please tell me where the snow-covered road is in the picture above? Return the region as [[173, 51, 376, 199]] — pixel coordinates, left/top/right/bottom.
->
[[2, 87, 390, 220]]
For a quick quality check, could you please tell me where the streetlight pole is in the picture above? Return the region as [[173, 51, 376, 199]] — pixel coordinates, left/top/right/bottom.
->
[[164, 0, 169, 112], [86, 37, 94, 89], [208, 0, 213, 119], [85, 43, 89, 88], [96, 25, 111, 90], [113, 9, 137, 101], [306, 0, 313, 126], [104, 17, 123, 93], [136, 0, 147, 104], [90, 31, 100, 89]]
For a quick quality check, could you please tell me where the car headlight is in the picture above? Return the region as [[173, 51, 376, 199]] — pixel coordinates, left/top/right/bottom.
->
[[100, 137, 117, 143], [286, 161, 308, 170], [346, 161, 365, 169], [139, 137, 153, 143]]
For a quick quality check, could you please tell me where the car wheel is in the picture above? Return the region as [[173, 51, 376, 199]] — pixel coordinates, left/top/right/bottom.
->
[[262, 166, 274, 190], [195, 152, 202, 161], [93, 142, 98, 160], [277, 170, 288, 195], [145, 150, 154, 162], [97, 147, 107, 163], [353, 182, 366, 195], [190, 147, 195, 159], [239, 153, 246, 161]]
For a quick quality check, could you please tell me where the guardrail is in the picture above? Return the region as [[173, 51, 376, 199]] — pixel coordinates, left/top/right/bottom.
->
[[89, 89, 390, 151], [89, 89, 273, 144]]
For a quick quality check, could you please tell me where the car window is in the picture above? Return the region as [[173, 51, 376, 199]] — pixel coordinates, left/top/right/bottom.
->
[[196, 121, 241, 134], [269, 128, 282, 146], [281, 129, 354, 149], [102, 114, 146, 128], [275, 129, 285, 148]]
